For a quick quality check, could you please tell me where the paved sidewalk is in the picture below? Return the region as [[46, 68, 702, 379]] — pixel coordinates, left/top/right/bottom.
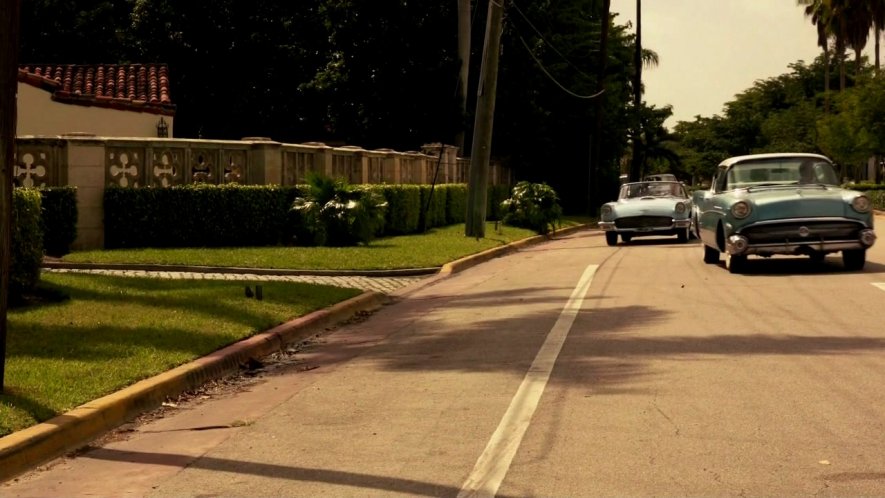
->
[[44, 268, 428, 295]]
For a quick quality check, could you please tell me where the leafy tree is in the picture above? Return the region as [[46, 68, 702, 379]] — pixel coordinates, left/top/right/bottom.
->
[[628, 103, 679, 179], [19, 0, 646, 212], [20, 0, 134, 63], [130, 0, 329, 141], [495, 0, 636, 212]]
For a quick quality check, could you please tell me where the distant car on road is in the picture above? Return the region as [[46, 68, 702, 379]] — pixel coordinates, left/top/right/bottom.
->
[[598, 181, 693, 246], [693, 153, 876, 273]]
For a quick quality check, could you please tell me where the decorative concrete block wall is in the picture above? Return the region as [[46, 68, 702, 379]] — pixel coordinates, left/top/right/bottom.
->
[[14, 135, 505, 250]]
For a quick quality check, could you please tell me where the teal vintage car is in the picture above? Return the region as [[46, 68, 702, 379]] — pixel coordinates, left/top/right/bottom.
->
[[693, 153, 877, 273], [598, 181, 692, 246]]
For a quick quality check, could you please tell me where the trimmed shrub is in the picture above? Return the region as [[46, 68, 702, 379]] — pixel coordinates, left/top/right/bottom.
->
[[102, 182, 517, 248], [290, 174, 387, 246], [104, 184, 302, 249], [419, 185, 447, 230], [40, 186, 78, 257], [376, 185, 421, 234], [441, 184, 468, 224], [500, 181, 563, 235], [12, 188, 44, 294]]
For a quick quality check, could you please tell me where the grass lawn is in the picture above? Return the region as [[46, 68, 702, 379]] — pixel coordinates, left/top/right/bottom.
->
[[61, 221, 586, 269], [0, 273, 361, 437], [2, 218, 594, 437]]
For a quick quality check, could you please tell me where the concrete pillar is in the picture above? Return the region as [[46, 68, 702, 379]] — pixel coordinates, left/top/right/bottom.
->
[[244, 138, 282, 185], [66, 138, 106, 250]]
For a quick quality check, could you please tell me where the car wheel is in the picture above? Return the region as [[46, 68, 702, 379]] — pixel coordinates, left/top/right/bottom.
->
[[842, 249, 866, 271], [703, 244, 719, 264], [677, 227, 689, 243], [726, 253, 747, 274], [605, 231, 618, 246], [621, 233, 633, 243]]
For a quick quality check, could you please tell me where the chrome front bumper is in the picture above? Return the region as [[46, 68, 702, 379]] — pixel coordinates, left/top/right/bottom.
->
[[598, 219, 690, 232], [726, 228, 876, 255]]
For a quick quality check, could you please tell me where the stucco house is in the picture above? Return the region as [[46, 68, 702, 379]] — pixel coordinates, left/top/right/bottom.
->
[[17, 63, 175, 138]]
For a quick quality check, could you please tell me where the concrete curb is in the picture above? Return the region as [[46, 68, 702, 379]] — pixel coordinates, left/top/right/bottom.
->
[[0, 291, 388, 483], [2, 223, 594, 483], [392, 224, 595, 297], [441, 224, 593, 275]]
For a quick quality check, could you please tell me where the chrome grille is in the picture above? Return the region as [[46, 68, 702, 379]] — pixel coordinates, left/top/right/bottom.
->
[[741, 220, 864, 244], [615, 216, 673, 229]]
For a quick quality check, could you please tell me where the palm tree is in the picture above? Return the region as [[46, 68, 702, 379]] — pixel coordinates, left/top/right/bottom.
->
[[830, 0, 851, 90], [843, 0, 872, 78], [798, 0, 834, 109], [871, 0, 885, 70]]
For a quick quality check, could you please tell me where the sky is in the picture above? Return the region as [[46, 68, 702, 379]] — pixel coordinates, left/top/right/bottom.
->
[[608, 0, 850, 126]]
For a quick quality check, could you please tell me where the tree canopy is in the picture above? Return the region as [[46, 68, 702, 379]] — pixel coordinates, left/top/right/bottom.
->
[[20, 0, 665, 212]]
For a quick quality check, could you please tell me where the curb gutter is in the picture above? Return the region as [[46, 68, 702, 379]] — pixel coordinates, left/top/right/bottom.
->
[[1, 223, 594, 483]]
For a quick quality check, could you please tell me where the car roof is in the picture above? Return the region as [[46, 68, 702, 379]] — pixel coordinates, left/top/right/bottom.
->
[[718, 153, 830, 168]]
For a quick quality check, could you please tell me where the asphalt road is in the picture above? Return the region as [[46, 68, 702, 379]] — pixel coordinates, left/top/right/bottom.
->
[[5, 226, 885, 497]]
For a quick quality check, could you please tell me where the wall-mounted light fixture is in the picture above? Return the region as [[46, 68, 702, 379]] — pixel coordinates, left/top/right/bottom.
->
[[156, 116, 169, 138]]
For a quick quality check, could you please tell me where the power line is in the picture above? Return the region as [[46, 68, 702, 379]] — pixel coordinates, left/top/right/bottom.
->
[[510, 1, 597, 82], [514, 29, 604, 100]]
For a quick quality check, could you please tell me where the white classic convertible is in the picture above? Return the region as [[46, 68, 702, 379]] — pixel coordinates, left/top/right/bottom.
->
[[598, 181, 693, 246]]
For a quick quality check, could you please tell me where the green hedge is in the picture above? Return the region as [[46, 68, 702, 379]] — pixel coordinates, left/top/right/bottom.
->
[[12, 189, 43, 294], [104, 184, 303, 249], [419, 185, 448, 230], [103, 183, 512, 248], [40, 186, 78, 257], [442, 184, 468, 224], [375, 185, 421, 234]]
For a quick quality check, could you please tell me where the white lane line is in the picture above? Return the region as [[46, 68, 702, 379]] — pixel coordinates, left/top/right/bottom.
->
[[457, 264, 599, 498], [873, 283, 885, 292]]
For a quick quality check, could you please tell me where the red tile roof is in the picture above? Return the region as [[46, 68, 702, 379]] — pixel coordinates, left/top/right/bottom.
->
[[18, 63, 175, 115]]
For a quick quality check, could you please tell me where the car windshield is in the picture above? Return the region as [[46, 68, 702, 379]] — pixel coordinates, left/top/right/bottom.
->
[[723, 158, 839, 190], [644, 174, 677, 182], [619, 181, 686, 200]]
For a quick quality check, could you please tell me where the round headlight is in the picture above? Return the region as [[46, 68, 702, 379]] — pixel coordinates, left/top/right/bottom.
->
[[852, 195, 871, 213], [731, 201, 751, 219], [675, 202, 686, 214], [601, 205, 613, 216]]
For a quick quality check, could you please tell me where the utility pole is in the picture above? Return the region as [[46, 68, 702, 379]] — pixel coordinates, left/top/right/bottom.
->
[[466, 0, 506, 238], [0, 0, 21, 392], [629, 0, 642, 182], [455, 0, 472, 155]]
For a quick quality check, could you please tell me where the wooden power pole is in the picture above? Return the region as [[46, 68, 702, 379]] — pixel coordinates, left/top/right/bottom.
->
[[455, 0, 472, 156], [0, 0, 21, 392], [465, 0, 506, 238]]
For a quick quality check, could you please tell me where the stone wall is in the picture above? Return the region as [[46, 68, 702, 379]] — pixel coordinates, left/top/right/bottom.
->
[[14, 135, 511, 250]]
